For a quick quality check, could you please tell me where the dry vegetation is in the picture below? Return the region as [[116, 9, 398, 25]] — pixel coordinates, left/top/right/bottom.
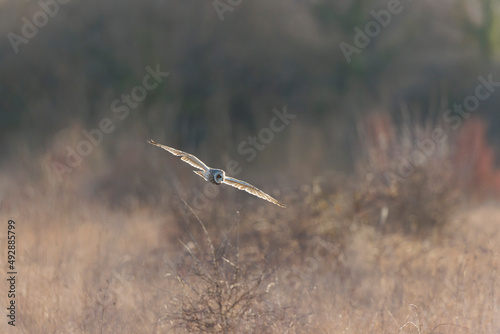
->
[[0, 115, 499, 334], [1, 1, 500, 333]]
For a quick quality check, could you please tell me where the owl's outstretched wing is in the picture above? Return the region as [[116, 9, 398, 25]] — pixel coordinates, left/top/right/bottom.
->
[[222, 176, 286, 208], [148, 140, 209, 171]]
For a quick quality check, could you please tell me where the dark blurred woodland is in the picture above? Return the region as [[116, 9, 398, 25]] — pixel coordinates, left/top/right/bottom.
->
[[1, 0, 499, 189]]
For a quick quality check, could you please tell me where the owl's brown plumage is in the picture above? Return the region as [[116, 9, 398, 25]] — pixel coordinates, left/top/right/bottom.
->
[[148, 139, 285, 208]]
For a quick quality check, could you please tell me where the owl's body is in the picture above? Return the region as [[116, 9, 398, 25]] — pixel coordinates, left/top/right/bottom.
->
[[148, 140, 285, 208], [194, 169, 225, 185]]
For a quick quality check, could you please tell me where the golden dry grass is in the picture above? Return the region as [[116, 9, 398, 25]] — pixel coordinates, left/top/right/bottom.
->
[[0, 177, 499, 333]]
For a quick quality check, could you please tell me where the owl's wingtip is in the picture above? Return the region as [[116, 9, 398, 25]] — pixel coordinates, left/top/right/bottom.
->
[[272, 200, 286, 208]]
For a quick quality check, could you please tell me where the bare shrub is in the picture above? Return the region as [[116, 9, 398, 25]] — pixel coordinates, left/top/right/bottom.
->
[[164, 202, 301, 333], [353, 111, 459, 234], [454, 117, 500, 197]]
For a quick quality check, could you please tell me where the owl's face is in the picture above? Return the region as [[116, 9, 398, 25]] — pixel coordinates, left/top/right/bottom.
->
[[212, 169, 225, 184]]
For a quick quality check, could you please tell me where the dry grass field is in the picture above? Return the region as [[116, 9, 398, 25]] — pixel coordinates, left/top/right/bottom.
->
[[1, 193, 499, 334], [1, 139, 499, 333]]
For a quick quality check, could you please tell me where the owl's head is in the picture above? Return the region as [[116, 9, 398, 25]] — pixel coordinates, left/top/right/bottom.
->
[[212, 169, 225, 184]]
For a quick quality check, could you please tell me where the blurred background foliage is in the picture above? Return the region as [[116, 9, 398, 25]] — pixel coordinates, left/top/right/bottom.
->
[[0, 0, 500, 197]]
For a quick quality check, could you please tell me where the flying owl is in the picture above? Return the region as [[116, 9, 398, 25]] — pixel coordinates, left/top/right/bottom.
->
[[148, 140, 285, 208]]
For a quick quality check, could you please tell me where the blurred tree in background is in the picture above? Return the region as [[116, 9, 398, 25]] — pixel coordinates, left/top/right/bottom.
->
[[0, 0, 499, 181]]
